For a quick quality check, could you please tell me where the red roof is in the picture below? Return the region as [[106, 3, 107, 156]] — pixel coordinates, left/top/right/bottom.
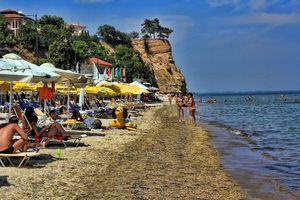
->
[[1, 9, 17, 13], [89, 57, 112, 67], [3, 13, 23, 18], [66, 23, 86, 28]]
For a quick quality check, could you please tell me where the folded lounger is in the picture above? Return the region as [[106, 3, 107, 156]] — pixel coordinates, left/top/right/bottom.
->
[[0, 151, 40, 168]]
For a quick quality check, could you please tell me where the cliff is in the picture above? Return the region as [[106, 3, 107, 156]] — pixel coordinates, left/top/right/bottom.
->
[[132, 39, 186, 93]]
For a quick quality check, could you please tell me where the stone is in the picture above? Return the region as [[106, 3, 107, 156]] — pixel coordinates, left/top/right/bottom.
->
[[132, 39, 186, 93]]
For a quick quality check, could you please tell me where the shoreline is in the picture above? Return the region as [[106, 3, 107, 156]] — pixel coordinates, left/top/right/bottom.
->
[[0, 105, 244, 199]]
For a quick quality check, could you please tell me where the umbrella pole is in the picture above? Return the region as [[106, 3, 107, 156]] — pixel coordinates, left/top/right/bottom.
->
[[79, 87, 84, 111], [7, 81, 13, 122], [67, 87, 70, 112]]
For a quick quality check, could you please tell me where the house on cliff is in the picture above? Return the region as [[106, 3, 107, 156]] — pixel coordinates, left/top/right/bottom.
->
[[0, 9, 35, 36]]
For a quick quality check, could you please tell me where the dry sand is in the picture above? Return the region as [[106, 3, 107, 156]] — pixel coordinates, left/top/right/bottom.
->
[[0, 105, 244, 200]]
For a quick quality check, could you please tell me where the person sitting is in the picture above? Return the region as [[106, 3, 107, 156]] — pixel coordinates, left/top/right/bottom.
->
[[59, 106, 67, 115], [49, 109, 61, 120], [0, 116, 28, 154], [71, 109, 84, 122], [22, 106, 37, 136], [29, 114, 70, 147]]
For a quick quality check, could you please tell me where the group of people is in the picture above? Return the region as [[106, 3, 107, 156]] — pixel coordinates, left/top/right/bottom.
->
[[168, 93, 196, 124]]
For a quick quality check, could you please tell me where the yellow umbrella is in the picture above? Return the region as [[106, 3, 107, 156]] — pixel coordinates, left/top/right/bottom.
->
[[85, 86, 117, 96], [13, 82, 43, 92], [115, 83, 149, 95], [85, 86, 99, 95], [56, 85, 78, 94], [98, 87, 117, 96], [0, 81, 10, 91]]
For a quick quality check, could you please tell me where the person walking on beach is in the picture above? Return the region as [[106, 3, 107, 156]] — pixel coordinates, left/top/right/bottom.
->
[[176, 93, 184, 121], [188, 93, 196, 124], [0, 116, 28, 154]]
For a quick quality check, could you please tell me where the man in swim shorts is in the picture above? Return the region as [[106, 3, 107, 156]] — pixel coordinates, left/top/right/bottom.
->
[[0, 116, 28, 154]]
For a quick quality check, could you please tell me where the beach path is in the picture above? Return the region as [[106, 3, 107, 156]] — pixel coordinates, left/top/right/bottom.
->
[[0, 106, 244, 200]]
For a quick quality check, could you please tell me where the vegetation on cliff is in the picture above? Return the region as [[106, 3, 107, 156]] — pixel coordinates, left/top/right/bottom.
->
[[0, 14, 175, 86]]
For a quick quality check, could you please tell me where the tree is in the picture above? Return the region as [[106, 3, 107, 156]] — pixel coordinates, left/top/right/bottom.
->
[[141, 19, 155, 38], [48, 40, 74, 70], [39, 15, 65, 51], [141, 18, 173, 40], [97, 24, 131, 47], [128, 31, 139, 39], [0, 14, 14, 47], [113, 45, 156, 85], [16, 20, 37, 51]]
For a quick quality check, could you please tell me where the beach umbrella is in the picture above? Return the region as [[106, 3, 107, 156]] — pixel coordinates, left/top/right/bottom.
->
[[85, 86, 117, 96], [0, 60, 33, 82], [130, 81, 149, 90], [148, 86, 160, 92], [2, 54, 61, 83], [0, 59, 33, 121], [40, 63, 90, 112], [0, 81, 10, 91], [96, 80, 114, 87], [98, 87, 117, 96], [85, 86, 99, 95], [40, 63, 87, 84], [13, 82, 43, 92], [115, 83, 149, 95]]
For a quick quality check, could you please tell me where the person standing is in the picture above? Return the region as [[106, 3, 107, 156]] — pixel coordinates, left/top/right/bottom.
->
[[176, 93, 184, 121], [188, 93, 196, 124]]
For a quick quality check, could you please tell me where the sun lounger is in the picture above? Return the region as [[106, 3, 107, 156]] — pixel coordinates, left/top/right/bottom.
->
[[0, 151, 40, 168]]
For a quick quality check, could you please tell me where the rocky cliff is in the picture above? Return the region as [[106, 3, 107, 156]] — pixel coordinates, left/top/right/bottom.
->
[[132, 39, 186, 93]]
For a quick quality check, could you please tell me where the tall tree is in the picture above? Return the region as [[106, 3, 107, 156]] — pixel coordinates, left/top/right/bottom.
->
[[16, 20, 37, 51], [97, 24, 131, 47], [39, 15, 65, 51], [141, 18, 173, 40], [0, 14, 14, 48]]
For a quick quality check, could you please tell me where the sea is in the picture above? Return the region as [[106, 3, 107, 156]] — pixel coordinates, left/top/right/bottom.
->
[[194, 92, 300, 199]]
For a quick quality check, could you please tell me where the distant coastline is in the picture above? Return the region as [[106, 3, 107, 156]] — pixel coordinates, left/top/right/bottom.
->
[[195, 90, 300, 96]]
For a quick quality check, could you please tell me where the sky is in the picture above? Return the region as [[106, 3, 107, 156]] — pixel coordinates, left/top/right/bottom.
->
[[1, 0, 300, 93]]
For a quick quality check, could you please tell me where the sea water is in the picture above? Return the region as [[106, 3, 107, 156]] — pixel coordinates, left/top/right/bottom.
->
[[194, 92, 300, 198]]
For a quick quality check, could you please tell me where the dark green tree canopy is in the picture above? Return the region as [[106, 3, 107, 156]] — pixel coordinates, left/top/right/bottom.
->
[[0, 14, 14, 47], [97, 24, 131, 47], [141, 18, 173, 39]]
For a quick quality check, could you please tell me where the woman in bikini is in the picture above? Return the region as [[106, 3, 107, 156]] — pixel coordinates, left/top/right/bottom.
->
[[188, 93, 196, 124], [175, 93, 184, 121]]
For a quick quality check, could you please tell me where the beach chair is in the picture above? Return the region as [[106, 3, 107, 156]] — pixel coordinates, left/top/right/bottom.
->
[[23, 113, 86, 147], [12, 104, 23, 120], [30, 99, 39, 108], [0, 151, 40, 168]]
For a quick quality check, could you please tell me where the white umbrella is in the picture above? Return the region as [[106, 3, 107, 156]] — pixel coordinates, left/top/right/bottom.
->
[[130, 81, 149, 90], [2, 53, 61, 83], [0, 60, 32, 82], [0, 60, 32, 121], [40, 63, 86, 83], [40, 62, 88, 112]]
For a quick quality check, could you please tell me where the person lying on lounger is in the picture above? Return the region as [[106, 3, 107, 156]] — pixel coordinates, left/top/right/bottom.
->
[[29, 114, 70, 147], [0, 116, 28, 154]]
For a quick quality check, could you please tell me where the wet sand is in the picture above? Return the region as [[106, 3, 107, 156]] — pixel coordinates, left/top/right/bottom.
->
[[0, 105, 244, 199]]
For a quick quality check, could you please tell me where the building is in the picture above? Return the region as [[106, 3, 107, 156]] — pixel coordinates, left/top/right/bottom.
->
[[65, 23, 86, 36], [0, 9, 34, 36], [78, 57, 113, 83]]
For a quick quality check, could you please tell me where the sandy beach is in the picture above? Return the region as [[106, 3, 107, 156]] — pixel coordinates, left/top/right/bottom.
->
[[0, 105, 244, 199]]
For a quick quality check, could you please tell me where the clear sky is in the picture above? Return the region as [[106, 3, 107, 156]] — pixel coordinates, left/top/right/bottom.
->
[[1, 0, 300, 93]]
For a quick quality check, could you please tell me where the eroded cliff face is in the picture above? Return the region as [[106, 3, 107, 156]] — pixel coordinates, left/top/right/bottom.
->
[[132, 39, 186, 93]]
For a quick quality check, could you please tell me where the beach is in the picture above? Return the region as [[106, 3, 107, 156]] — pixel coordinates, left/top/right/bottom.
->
[[0, 105, 244, 199]]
